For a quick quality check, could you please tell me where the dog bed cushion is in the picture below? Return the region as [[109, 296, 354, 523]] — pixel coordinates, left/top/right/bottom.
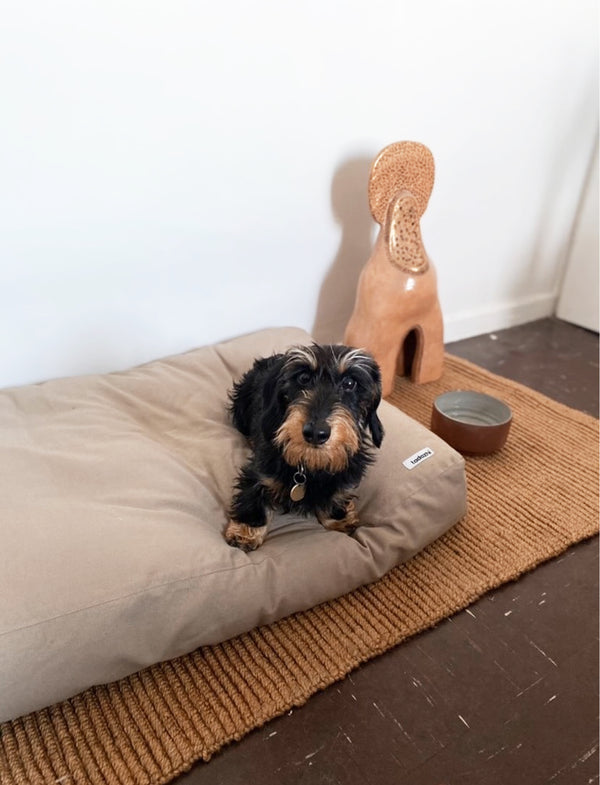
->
[[0, 327, 467, 722]]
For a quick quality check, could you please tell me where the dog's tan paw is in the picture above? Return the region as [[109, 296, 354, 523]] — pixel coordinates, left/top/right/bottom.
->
[[224, 520, 268, 552], [317, 499, 360, 534]]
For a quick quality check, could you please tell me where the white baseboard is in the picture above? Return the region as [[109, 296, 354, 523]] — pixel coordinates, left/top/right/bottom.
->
[[443, 293, 558, 343]]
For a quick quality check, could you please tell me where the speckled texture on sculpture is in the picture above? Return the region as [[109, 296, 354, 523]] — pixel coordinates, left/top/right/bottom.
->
[[386, 190, 429, 274], [368, 141, 435, 224]]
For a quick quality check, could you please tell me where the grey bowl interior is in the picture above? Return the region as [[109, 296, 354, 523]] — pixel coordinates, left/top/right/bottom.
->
[[434, 390, 512, 426]]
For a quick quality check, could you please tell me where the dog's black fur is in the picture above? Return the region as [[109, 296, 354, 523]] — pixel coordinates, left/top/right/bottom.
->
[[224, 343, 384, 551]]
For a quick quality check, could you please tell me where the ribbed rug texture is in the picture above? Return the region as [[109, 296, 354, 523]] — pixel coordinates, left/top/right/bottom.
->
[[1, 355, 598, 785]]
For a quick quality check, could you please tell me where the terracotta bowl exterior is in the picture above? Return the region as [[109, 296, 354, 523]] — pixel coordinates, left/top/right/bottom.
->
[[431, 390, 512, 455]]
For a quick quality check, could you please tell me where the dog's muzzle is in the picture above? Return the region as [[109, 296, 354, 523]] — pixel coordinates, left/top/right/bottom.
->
[[274, 402, 361, 473]]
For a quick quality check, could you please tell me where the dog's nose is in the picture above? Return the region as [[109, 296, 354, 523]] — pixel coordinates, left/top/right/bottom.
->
[[302, 421, 331, 445]]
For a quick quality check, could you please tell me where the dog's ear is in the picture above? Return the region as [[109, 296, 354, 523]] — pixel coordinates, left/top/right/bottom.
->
[[362, 354, 384, 448], [260, 353, 288, 441], [367, 407, 384, 448], [229, 363, 260, 437]]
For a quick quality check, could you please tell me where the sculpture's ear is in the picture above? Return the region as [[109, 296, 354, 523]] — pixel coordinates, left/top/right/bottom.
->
[[386, 191, 429, 274]]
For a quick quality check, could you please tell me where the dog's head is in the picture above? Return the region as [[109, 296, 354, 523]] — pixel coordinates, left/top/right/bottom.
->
[[261, 343, 384, 473]]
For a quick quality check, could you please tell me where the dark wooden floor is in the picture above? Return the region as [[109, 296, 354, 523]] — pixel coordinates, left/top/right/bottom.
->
[[178, 318, 599, 785]]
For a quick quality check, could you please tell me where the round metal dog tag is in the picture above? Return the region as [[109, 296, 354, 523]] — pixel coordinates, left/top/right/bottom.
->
[[290, 483, 306, 502], [290, 470, 306, 502]]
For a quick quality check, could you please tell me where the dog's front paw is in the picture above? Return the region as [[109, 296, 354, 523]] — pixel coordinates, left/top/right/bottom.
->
[[317, 499, 360, 534], [224, 520, 268, 552]]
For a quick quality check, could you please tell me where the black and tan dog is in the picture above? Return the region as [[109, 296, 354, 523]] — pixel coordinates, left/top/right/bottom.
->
[[225, 343, 384, 551]]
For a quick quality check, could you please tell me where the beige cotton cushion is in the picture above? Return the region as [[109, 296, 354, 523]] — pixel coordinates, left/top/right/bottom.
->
[[0, 327, 467, 722]]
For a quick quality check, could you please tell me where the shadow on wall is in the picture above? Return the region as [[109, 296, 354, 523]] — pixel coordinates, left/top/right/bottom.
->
[[312, 156, 375, 344]]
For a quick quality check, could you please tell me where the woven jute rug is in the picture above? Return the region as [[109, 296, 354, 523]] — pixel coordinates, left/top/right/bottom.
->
[[1, 355, 598, 785]]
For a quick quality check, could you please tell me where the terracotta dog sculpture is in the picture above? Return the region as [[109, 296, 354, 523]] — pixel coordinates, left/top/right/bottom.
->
[[344, 141, 444, 398]]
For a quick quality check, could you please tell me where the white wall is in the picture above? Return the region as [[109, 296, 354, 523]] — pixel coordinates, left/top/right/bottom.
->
[[557, 138, 599, 331], [1, 0, 597, 388]]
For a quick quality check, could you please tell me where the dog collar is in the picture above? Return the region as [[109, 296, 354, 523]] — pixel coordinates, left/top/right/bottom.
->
[[290, 464, 307, 502]]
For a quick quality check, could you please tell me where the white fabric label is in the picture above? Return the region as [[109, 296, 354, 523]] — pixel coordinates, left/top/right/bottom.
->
[[403, 447, 435, 470]]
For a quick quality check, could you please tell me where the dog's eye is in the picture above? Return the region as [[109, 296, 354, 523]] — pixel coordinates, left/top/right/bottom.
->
[[297, 371, 312, 386], [341, 376, 357, 392]]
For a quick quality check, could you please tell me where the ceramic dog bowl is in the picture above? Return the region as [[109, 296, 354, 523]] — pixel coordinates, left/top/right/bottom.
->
[[431, 390, 512, 455]]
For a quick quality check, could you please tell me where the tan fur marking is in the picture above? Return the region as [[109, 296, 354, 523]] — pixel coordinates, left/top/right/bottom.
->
[[261, 476, 287, 505], [330, 405, 360, 454], [224, 520, 268, 551], [273, 403, 307, 462], [317, 498, 359, 533], [274, 404, 360, 472]]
